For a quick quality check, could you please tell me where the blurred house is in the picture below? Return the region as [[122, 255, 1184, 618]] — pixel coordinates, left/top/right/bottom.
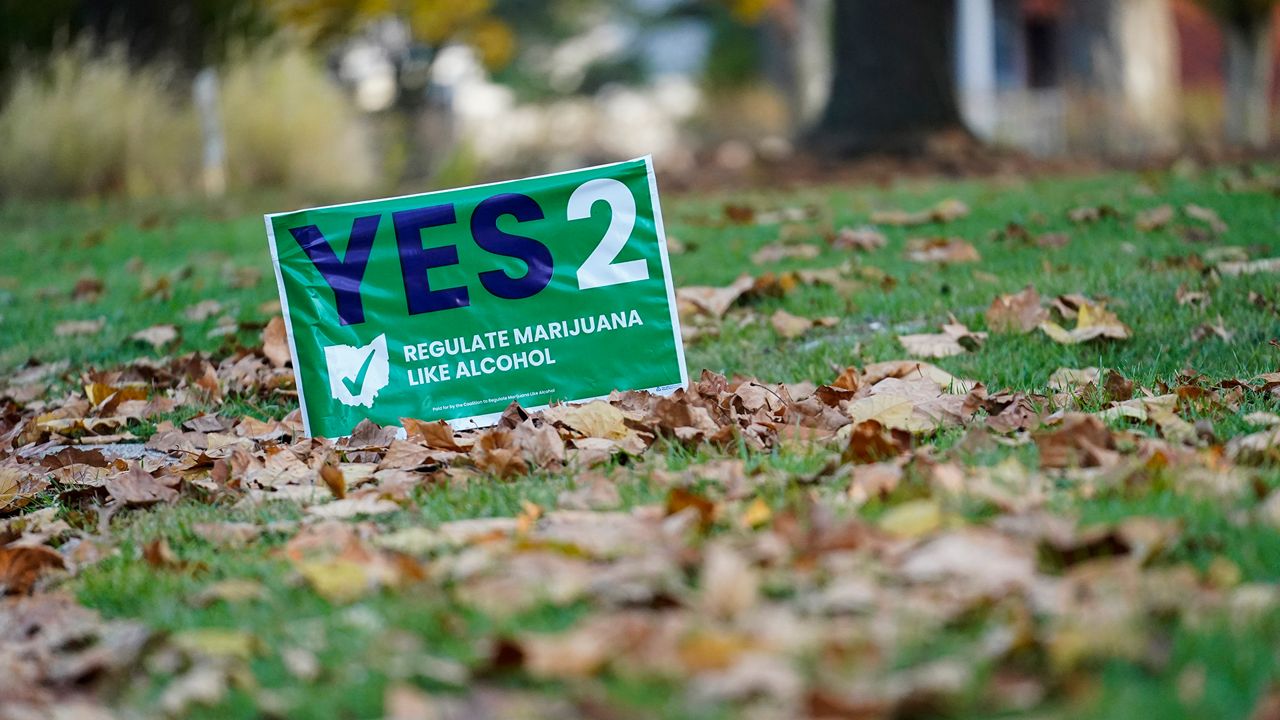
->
[[957, 0, 1280, 155]]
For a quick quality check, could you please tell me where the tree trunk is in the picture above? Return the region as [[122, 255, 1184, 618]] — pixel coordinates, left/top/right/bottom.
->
[[1062, 0, 1181, 157], [808, 0, 964, 156], [1224, 15, 1275, 148], [762, 0, 832, 132]]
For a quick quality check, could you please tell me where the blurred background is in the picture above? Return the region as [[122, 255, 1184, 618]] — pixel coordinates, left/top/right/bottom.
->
[[0, 0, 1276, 199]]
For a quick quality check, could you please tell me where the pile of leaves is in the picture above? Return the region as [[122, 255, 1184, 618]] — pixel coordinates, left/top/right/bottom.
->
[[2, 313, 1280, 717]]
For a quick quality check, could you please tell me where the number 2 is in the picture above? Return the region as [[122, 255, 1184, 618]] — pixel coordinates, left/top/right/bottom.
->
[[569, 178, 650, 290]]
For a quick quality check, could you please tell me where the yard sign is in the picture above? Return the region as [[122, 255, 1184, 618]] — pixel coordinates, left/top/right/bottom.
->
[[266, 157, 687, 438]]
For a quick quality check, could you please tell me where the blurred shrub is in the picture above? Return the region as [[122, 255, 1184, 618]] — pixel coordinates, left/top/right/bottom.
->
[[0, 46, 198, 198], [220, 44, 375, 194]]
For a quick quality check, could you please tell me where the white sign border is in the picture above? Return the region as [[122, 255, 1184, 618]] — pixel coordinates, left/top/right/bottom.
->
[[265, 155, 689, 438]]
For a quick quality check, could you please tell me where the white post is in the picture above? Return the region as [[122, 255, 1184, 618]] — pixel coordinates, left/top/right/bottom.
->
[[956, 0, 997, 140], [193, 68, 227, 197]]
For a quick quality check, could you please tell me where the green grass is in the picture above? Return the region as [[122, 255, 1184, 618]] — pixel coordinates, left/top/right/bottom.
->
[[4, 164, 1280, 718]]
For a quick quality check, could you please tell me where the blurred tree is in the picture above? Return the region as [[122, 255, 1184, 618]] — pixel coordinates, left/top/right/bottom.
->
[[1062, 0, 1181, 157], [0, 0, 270, 78], [807, 0, 964, 155], [1192, 0, 1277, 146], [261, 0, 590, 181]]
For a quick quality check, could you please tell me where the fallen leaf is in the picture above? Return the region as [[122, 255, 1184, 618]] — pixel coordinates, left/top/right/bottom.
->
[[986, 287, 1046, 333], [1068, 205, 1120, 224], [184, 300, 224, 322], [873, 198, 969, 226], [544, 401, 629, 440], [832, 226, 887, 251], [879, 499, 942, 538], [1039, 300, 1130, 344], [1184, 204, 1228, 234], [770, 309, 814, 339], [898, 322, 986, 358], [1190, 317, 1233, 343], [1135, 204, 1174, 232], [1047, 367, 1100, 392], [0, 545, 65, 594], [1218, 258, 1280, 276], [191, 578, 267, 606], [262, 316, 291, 368], [129, 324, 179, 349], [905, 237, 980, 264], [320, 463, 346, 499], [750, 243, 820, 265], [1035, 414, 1119, 468], [171, 628, 260, 661], [402, 417, 470, 451], [677, 274, 755, 319], [700, 542, 759, 619]]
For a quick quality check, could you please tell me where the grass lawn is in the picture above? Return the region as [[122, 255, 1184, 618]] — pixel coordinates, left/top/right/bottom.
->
[[2, 163, 1280, 719]]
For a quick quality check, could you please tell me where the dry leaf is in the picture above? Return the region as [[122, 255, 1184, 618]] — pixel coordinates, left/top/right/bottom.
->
[[770, 309, 814, 339], [832, 226, 887, 251], [872, 198, 969, 226], [1217, 258, 1280, 276], [1039, 300, 1130, 344], [750, 243, 820, 265], [1135, 204, 1174, 232], [1184, 204, 1228, 234], [1067, 205, 1119, 223], [0, 545, 65, 594], [262, 316, 291, 368], [986, 286, 1046, 333], [130, 324, 179, 349], [184, 300, 224, 322], [544, 401, 628, 440], [677, 274, 755, 319], [905, 237, 980, 264], [898, 322, 986, 358]]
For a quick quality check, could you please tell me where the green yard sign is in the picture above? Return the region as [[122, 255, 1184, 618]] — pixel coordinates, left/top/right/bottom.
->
[[266, 157, 687, 438]]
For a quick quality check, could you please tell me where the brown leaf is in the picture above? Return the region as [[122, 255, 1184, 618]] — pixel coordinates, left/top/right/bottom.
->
[[105, 464, 179, 506], [1067, 204, 1120, 224], [1184, 204, 1228, 234], [898, 322, 986, 358], [402, 417, 470, 451], [905, 237, 980, 264], [750, 243, 820, 265], [320, 464, 346, 499], [666, 486, 716, 528], [262, 316, 291, 368], [986, 286, 1046, 333], [542, 401, 628, 440], [130, 324, 180, 349], [142, 538, 201, 571], [1176, 284, 1210, 308], [1135, 204, 1174, 232], [770, 309, 814, 339], [0, 545, 65, 594], [472, 431, 529, 479], [832, 226, 887, 251], [872, 198, 969, 226], [184, 300, 224, 322], [1034, 415, 1119, 468], [1039, 300, 1130, 344], [72, 276, 105, 301], [1190, 317, 1234, 343], [842, 420, 909, 464], [677, 274, 755, 320]]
